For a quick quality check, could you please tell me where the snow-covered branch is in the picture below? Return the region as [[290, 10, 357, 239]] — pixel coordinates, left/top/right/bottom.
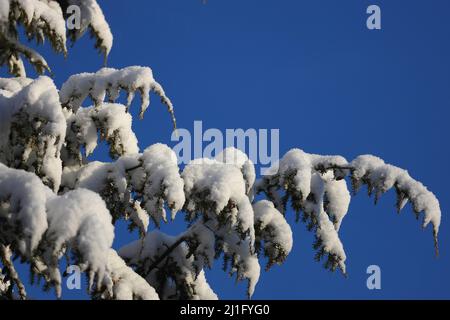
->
[[255, 149, 349, 273], [0, 244, 26, 299], [64, 103, 139, 165], [0, 0, 442, 301], [0, 163, 115, 298], [256, 148, 442, 275], [62, 144, 185, 233], [0, 76, 66, 192], [253, 200, 293, 270], [182, 153, 260, 297], [0, 34, 51, 76], [119, 231, 218, 300], [95, 249, 159, 300], [59, 0, 113, 59], [349, 155, 441, 254], [59, 66, 176, 130], [0, 0, 112, 76]]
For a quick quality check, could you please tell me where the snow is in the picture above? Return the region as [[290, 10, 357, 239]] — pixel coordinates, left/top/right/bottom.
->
[[0, 273, 9, 294], [0, 164, 116, 297], [0, 77, 32, 95], [67, 103, 139, 158], [308, 173, 347, 273], [126, 201, 150, 236], [61, 144, 185, 231], [182, 158, 260, 297], [4, 0, 67, 48], [183, 222, 216, 271], [140, 144, 185, 224], [215, 147, 256, 196], [119, 231, 218, 300], [323, 172, 351, 231], [0, 76, 66, 191], [0, 0, 444, 298], [44, 188, 114, 295], [0, 163, 52, 255], [103, 249, 159, 300], [1, 0, 114, 76], [182, 158, 254, 235], [253, 200, 293, 268], [269, 148, 349, 203], [59, 67, 175, 128], [0, 1, 10, 23], [66, 0, 113, 55], [275, 149, 313, 202], [190, 270, 218, 300], [256, 149, 351, 273], [350, 155, 441, 246]]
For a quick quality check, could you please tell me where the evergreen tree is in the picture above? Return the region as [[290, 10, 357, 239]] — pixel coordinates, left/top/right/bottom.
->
[[0, 0, 441, 300]]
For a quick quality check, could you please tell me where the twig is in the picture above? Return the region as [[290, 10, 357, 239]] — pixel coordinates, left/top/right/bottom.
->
[[0, 244, 27, 300], [145, 236, 187, 275]]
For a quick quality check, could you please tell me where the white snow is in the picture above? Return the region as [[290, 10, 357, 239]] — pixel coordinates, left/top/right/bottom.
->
[[182, 158, 260, 297], [104, 249, 159, 300], [323, 172, 351, 231], [0, 163, 52, 255], [59, 67, 175, 127], [0, 76, 66, 191], [119, 230, 218, 300], [67, 103, 139, 158], [215, 147, 256, 196], [44, 188, 114, 295], [253, 200, 293, 267], [66, 0, 113, 55], [140, 143, 185, 224], [350, 155, 441, 242], [0, 77, 32, 95], [271, 148, 349, 203], [0, 164, 116, 297], [61, 144, 185, 231], [309, 173, 347, 273], [2, 0, 67, 47]]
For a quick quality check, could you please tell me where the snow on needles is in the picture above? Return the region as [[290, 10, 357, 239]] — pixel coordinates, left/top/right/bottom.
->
[[61, 144, 185, 231], [119, 231, 218, 300], [257, 148, 442, 274], [253, 200, 293, 270], [350, 155, 441, 251], [103, 249, 159, 300], [0, 76, 66, 191], [65, 0, 113, 56], [66, 103, 139, 159], [0, 0, 67, 49], [1, 0, 113, 76], [182, 152, 261, 297], [140, 143, 186, 224], [0, 164, 114, 297], [59, 66, 176, 129]]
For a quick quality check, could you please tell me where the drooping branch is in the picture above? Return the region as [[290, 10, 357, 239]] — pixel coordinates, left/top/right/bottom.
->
[[120, 231, 218, 300], [0, 0, 112, 76], [0, 244, 27, 300], [59, 67, 177, 132], [61, 144, 186, 231], [0, 33, 51, 77], [256, 148, 442, 277], [145, 236, 188, 275], [318, 160, 441, 255]]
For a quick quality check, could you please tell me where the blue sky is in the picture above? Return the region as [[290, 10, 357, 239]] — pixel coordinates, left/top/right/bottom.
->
[[6, 0, 450, 299]]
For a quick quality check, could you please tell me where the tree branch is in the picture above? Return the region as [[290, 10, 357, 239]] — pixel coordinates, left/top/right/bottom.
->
[[0, 244, 27, 300], [125, 164, 142, 173], [144, 236, 187, 276]]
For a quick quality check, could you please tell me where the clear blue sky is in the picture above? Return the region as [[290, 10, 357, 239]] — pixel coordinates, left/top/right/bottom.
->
[[9, 0, 450, 299]]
